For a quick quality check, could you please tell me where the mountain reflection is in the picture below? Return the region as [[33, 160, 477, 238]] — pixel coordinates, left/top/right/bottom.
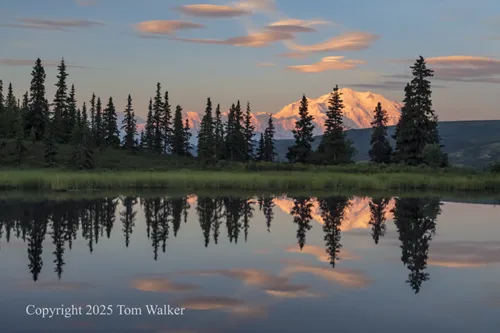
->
[[0, 195, 446, 293]]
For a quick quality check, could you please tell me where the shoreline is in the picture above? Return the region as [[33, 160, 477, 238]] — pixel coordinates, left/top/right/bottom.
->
[[0, 169, 498, 192]]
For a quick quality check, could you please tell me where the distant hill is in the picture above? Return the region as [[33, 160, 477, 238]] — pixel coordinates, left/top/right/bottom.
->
[[274, 120, 500, 168]]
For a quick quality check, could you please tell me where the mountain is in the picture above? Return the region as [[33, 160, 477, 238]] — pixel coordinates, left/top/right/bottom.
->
[[184, 88, 402, 140], [274, 120, 500, 168], [269, 88, 402, 138]]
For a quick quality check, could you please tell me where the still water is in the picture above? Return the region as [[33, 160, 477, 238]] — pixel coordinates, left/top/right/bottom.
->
[[0, 195, 498, 332]]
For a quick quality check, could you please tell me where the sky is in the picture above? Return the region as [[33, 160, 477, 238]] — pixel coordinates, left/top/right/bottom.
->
[[0, 0, 499, 121]]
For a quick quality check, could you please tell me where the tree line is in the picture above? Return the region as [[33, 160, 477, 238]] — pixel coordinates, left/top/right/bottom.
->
[[0, 55, 447, 169], [0, 195, 441, 293]]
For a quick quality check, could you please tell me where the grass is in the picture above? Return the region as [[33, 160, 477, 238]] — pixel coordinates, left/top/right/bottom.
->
[[0, 169, 499, 192]]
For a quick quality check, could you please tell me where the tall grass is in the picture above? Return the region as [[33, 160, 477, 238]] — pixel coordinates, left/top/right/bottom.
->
[[0, 170, 498, 192]]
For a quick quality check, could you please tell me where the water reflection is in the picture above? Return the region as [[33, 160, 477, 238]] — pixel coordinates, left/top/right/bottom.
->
[[0, 194, 493, 297]]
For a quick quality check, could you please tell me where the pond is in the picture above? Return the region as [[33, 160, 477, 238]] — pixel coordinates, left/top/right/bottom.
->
[[0, 194, 498, 332]]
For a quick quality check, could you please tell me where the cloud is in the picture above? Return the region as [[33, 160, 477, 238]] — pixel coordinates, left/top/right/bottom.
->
[[75, 0, 96, 6], [180, 268, 319, 298], [234, 0, 275, 12], [286, 245, 359, 263], [131, 277, 201, 293], [169, 30, 293, 47], [427, 241, 500, 268], [284, 31, 379, 53], [256, 62, 275, 67], [389, 55, 500, 84], [0, 58, 95, 69], [0, 18, 104, 31], [281, 263, 372, 288], [266, 19, 330, 33], [277, 52, 310, 59], [175, 4, 251, 18], [135, 20, 204, 35], [287, 56, 365, 73], [176, 296, 266, 317]]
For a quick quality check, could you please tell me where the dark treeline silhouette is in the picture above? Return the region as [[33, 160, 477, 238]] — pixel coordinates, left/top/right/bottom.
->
[[0, 56, 448, 169], [0, 195, 442, 293]]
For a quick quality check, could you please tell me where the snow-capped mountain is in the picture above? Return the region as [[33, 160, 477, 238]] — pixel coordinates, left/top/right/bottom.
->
[[121, 88, 402, 142], [185, 88, 402, 140]]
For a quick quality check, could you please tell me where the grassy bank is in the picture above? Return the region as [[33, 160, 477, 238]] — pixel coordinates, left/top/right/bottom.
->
[[0, 169, 499, 192]]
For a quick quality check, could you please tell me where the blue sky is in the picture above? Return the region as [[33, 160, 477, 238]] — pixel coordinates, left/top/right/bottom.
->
[[1, 0, 499, 120]]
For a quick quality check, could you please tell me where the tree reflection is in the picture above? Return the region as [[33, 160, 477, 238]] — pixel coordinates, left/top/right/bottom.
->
[[392, 197, 442, 293], [290, 197, 313, 250], [318, 196, 350, 268], [120, 197, 137, 248], [369, 197, 390, 245]]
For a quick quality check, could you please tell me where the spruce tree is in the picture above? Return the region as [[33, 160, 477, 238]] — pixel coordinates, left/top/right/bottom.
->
[[369, 102, 392, 164], [82, 126, 95, 169], [14, 111, 26, 166], [89, 93, 96, 134], [263, 115, 276, 162], [316, 85, 355, 165], [81, 102, 89, 129], [162, 91, 172, 154], [66, 84, 77, 141], [103, 97, 120, 148], [69, 120, 83, 168], [94, 97, 103, 148], [183, 118, 192, 156], [139, 130, 145, 150], [53, 58, 68, 143], [27, 58, 48, 141], [44, 122, 57, 167], [152, 83, 164, 154], [244, 102, 255, 161], [144, 98, 154, 152], [213, 103, 224, 160], [121, 94, 137, 151], [197, 97, 215, 161], [256, 133, 264, 161], [394, 56, 445, 165], [224, 103, 236, 160], [0, 80, 3, 114], [172, 105, 185, 155], [286, 95, 314, 164]]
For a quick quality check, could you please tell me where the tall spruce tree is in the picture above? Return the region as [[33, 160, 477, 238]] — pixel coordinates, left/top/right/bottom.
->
[[152, 83, 164, 154], [197, 97, 215, 161], [121, 94, 137, 151], [162, 91, 172, 154], [68, 119, 83, 168], [172, 105, 185, 155], [0, 80, 4, 139], [82, 126, 95, 169], [316, 85, 355, 164], [244, 102, 255, 161], [94, 97, 103, 148], [286, 95, 314, 164], [263, 115, 276, 162], [27, 58, 48, 141], [81, 102, 89, 129], [103, 97, 120, 148], [1, 83, 17, 139], [369, 102, 392, 164], [89, 93, 96, 134], [183, 118, 192, 156], [394, 56, 445, 165], [52, 58, 68, 143], [66, 84, 77, 141], [144, 98, 154, 152], [213, 103, 224, 160], [256, 133, 264, 161]]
